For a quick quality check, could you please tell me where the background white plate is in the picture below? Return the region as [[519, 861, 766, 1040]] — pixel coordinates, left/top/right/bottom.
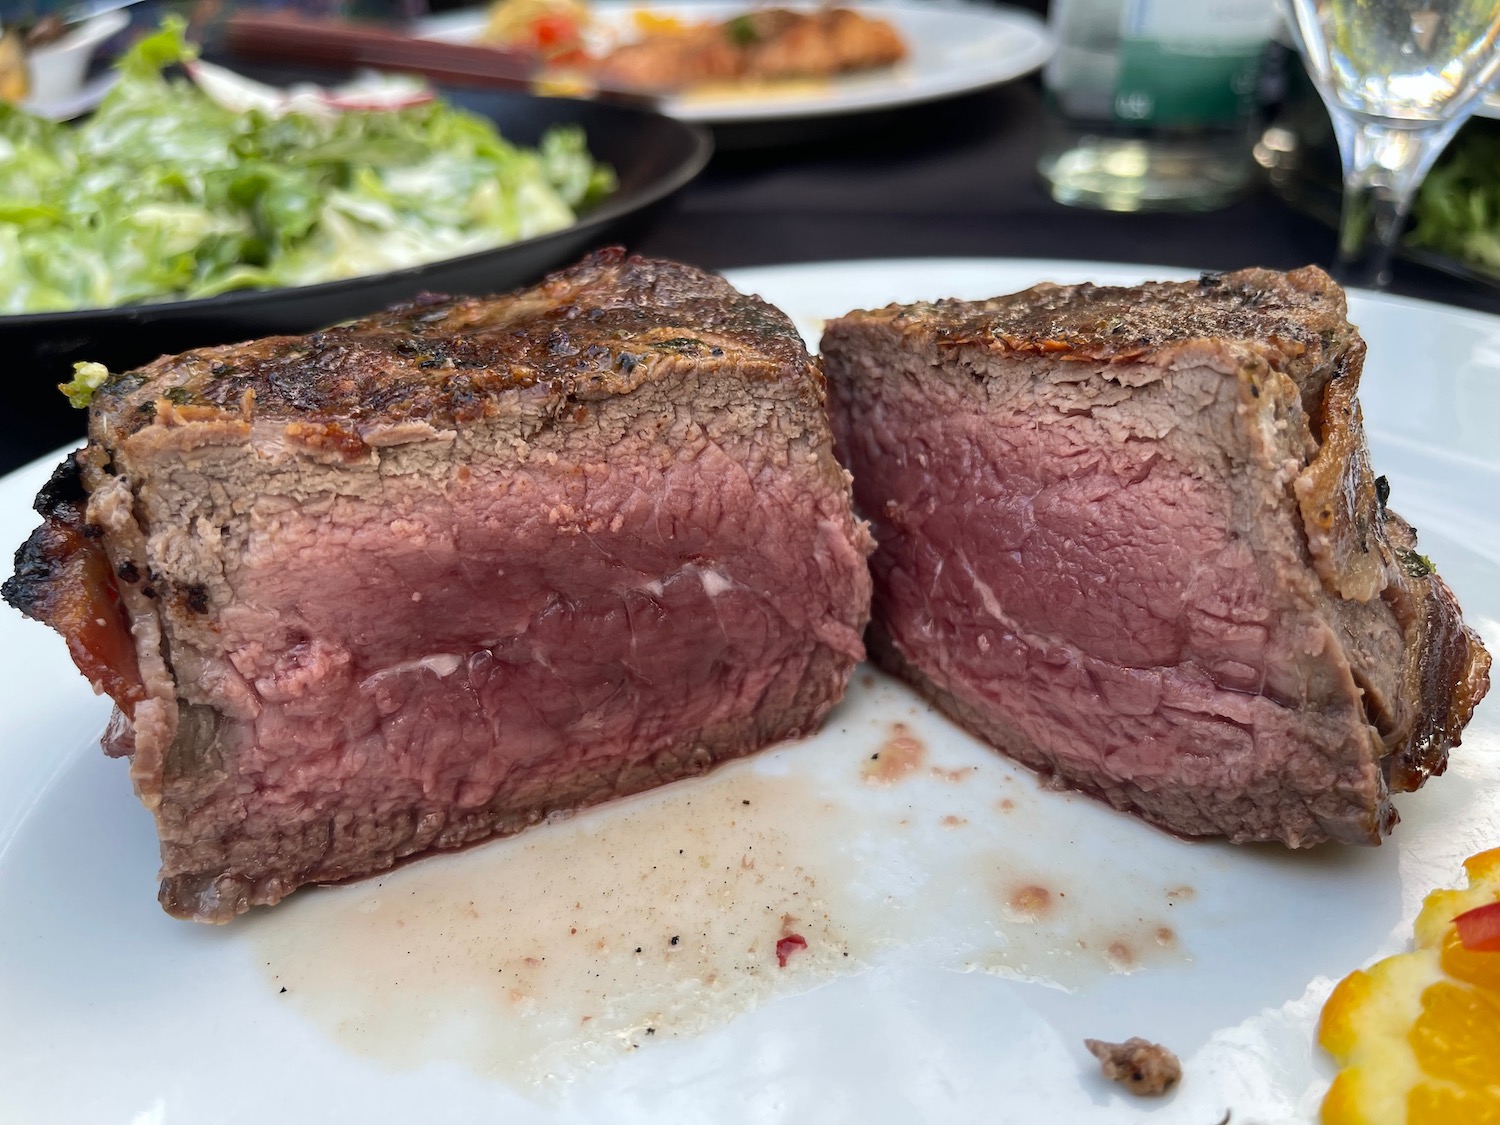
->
[[1, 259, 1497, 1125], [17, 8, 127, 121], [419, 1, 1055, 123]]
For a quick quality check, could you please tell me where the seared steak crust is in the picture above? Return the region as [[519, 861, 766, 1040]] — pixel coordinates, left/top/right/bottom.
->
[[921, 267, 1352, 367], [823, 266, 1489, 847], [90, 256, 812, 441], [7, 249, 874, 921], [3, 452, 146, 716]]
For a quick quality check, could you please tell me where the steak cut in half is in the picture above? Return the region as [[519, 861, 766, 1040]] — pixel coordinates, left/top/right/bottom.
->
[[4, 250, 873, 921], [822, 267, 1489, 847]]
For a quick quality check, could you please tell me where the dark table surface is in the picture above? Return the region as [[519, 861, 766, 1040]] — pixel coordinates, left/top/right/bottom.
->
[[4, 73, 1497, 477], [636, 77, 1500, 308]]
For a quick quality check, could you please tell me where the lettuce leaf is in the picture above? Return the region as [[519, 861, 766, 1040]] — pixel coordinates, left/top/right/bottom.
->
[[0, 19, 616, 314], [1407, 118, 1500, 276]]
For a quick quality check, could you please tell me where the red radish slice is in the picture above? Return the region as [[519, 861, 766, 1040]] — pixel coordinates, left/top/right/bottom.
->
[[1453, 901, 1500, 952]]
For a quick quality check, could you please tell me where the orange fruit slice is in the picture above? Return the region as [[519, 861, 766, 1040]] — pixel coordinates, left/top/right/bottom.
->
[[1319, 847, 1500, 1125]]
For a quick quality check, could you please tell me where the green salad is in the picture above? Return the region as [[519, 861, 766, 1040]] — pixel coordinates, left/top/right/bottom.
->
[[0, 21, 615, 314], [1408, 117, 1500, 277]]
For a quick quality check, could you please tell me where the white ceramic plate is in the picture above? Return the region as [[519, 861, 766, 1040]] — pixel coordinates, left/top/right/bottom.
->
[[18, 9, 127, 121], [418, 1, 1054, 124], [20, 70, 116, 120], [1, 259, 1497, 1125]]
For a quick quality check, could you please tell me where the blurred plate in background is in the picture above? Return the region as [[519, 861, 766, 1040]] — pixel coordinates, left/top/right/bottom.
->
[[420, 0, 1054, 125], [17, 8, 128, 119]]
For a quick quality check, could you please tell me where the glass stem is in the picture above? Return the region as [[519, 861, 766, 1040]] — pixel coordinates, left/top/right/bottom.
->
[[1325, 109, 1464, 290]]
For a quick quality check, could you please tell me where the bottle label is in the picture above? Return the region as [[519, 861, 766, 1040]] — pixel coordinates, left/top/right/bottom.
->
[[1112, 0, 1275, 127]]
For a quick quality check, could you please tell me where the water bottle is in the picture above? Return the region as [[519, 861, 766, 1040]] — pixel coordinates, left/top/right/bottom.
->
[[1039, 0, 1279, 211]]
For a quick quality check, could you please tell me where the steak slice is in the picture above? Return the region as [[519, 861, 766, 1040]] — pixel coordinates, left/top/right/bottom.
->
[[3, 249, 873, 922], [822, 266, 1489, 847]]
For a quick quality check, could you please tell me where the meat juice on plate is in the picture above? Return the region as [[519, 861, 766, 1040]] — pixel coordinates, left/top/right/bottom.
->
[[249, 670, 1194, 1087]]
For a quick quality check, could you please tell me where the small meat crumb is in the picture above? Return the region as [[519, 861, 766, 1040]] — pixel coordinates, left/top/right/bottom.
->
[[1083, 1037, 1181, 1096]]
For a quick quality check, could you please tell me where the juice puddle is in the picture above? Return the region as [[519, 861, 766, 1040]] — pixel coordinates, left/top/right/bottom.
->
[[248, 671, 1199, 1087], [249, 767, 864, 1084]]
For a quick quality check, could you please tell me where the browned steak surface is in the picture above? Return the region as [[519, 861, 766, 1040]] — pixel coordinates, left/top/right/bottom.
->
[[90, 252, 812, 439], [6, 249, 874, 921], [823, 266, 1489, 847]]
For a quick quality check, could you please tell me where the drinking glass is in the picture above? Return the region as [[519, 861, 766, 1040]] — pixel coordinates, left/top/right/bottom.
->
[[1280, 0, 1500, 288]]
